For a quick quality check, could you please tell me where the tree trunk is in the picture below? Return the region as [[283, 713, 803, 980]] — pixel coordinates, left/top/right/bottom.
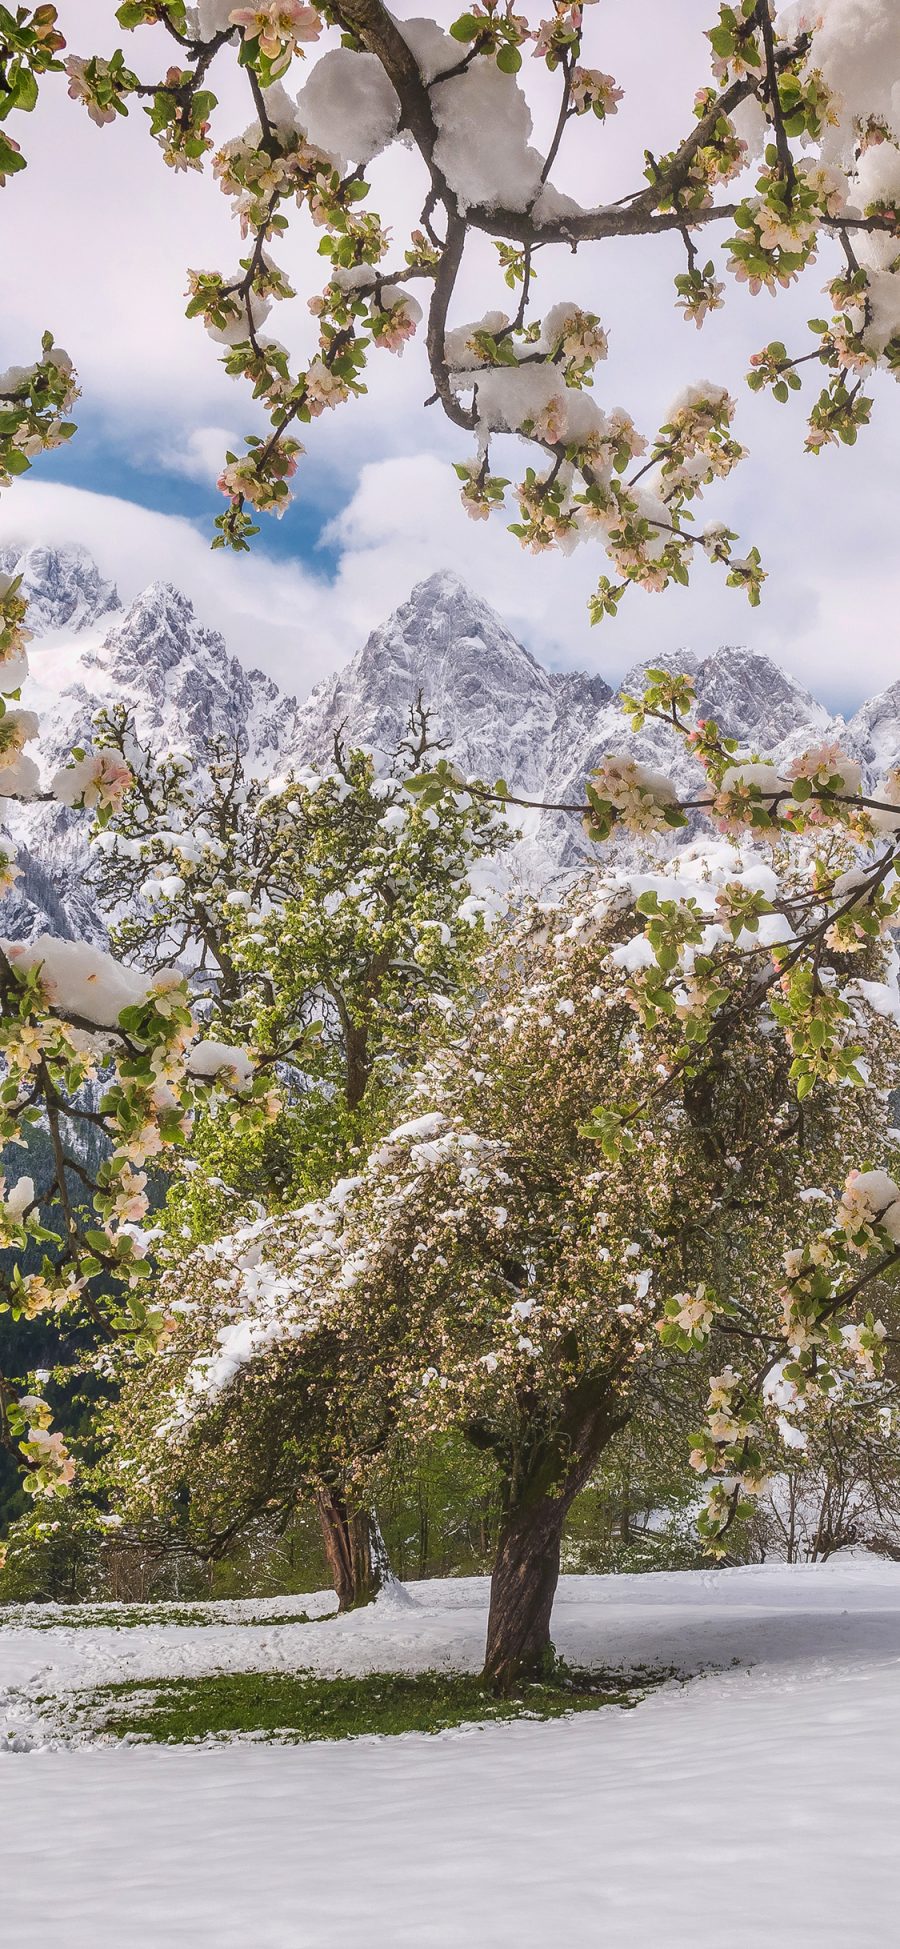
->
[[314, 1486, 387, 1612], [483, 1491, 572, 1694], [482, 1381, 629, 1694], [344, 1029, 369, 1113]]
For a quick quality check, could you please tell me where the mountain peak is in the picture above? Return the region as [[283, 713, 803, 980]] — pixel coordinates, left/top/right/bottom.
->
[[407, 568, 475, 602], [695, 644, 834, 750], [0, 541, 120, 636], [294, 568, 558, 790], [9, 550, 900, 939]]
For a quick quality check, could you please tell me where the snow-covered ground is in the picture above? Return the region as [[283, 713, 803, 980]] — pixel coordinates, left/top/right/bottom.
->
[[2, 1561, 900, 1946]]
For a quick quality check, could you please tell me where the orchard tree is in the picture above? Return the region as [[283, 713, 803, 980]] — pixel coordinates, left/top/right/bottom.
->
[[90, 697, 504, 1177], [747, 1375, 900, 1563], [46, 0, 900, 608], [122, 774, 900, 1687], [80, 700, 504, 1604]]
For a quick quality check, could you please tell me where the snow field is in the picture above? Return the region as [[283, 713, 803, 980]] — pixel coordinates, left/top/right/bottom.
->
[[2, 1561, 899, 1946]]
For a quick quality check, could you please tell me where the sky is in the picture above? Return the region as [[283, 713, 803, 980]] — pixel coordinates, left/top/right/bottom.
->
[[0, 0, 897, 711]]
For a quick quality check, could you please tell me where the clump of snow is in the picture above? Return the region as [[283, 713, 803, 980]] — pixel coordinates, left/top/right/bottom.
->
[[0, 751, 41, 799], [431, 57, 545, 213], [1, 706, 39, 750], [296, 50, 400, 167], [858, 268, 900, 359], [398, 15, 459, 83], [611, 935, 657, 973], [384, 1111, 448, 1145], [832, 867, 871, 905], [196, 0, 235, 34], [719, 762, 788, 798], [853, 945, 900, 1030], [802, 0, 900, 147], [666, 379, 731, 419], [530, 181, 584, 225], [848, 1168, 900, 1240], [378, 804, 408, 832], [206, 291, 271, 348], [856, 138, 900, 214], [186, 1040, 254, 1089], [0, 935, 153, 1028], [0, 647, 29, 691], [1, 1173, 34, 1220], [730, 90, 769, 161], [444, 312, 511, 371], [870, 770, 900, 834], [467, 365, 605, 451], [141, 875, 186, 902]]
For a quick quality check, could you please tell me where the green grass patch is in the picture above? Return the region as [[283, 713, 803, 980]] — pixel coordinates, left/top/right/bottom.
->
[[84, 1665, 663, 1745], [1, 1602, 319, 1632]]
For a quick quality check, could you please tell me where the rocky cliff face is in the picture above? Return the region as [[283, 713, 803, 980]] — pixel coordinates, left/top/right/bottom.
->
[[293, 575, 854, 803], [3, 549, 900, 939], [26, 578, 300, 778]]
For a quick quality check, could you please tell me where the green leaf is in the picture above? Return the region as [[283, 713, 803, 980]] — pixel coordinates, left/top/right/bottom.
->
[[450, 12, 481, 40], [709, 26, 735, 56]]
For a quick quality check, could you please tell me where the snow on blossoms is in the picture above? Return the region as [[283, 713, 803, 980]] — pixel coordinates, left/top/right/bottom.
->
[[52, 750, 133, 813]]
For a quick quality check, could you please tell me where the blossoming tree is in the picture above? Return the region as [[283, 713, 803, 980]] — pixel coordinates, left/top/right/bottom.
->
[[81, 701, 503, 1605], [113, 799, 900, 1688]]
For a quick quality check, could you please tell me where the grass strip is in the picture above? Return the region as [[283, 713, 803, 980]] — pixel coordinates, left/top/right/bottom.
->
[[87, 1665, 664, 1744], [1, 1604, 318, 1632]]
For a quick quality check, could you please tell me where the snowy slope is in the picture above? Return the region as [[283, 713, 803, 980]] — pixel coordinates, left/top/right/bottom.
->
[[1, 1562, 899, 1946]]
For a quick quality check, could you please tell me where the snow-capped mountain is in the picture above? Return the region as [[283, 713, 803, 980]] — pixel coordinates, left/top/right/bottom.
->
[[294, 573, 849, 811], [2, 545, 303, 941], [0, 540, 119, 637], [294, 570, 615, 799], [293, 570, 878, 871], [3, 547, 900, 941]]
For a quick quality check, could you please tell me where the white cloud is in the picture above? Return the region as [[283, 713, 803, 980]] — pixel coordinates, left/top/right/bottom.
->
[[4, 445, 899, 722], [324, 444, 900, 709], [0, 481, 343, 697], [151, 426, 243, 485]]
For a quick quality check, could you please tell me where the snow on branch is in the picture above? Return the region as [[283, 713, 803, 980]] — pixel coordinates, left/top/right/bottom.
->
[[39, 0, 900, 618]]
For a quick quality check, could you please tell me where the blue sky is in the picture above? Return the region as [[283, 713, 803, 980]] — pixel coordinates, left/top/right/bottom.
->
[[33, 410, 345, 570], [1, 0, 898, 707]]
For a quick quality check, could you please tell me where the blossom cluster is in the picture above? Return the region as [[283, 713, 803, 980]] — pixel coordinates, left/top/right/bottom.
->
[[0, 3, 66, 184], [0, 335, 78, 492]]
